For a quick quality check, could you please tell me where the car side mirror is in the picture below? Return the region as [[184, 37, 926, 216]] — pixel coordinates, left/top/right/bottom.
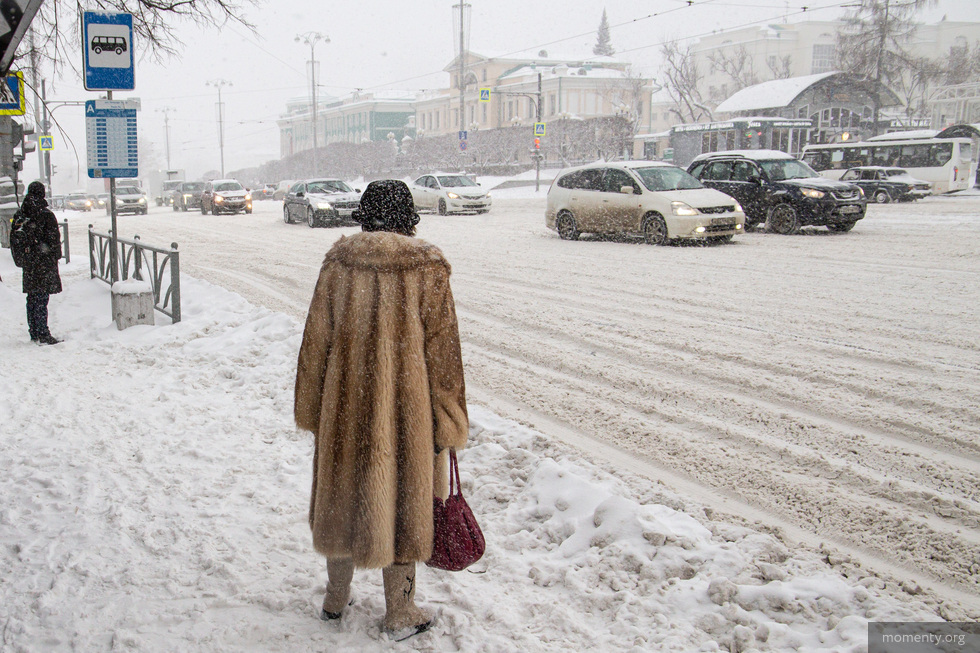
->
[[355, 188, 362, 193], [297, 191, 304, 197], [620, 185, 635, 194], [748, 175, 763, 185]]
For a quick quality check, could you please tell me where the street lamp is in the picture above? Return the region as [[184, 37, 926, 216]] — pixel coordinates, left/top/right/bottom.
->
[[295, 31, 330, 176], [206, 79, 232, 177]]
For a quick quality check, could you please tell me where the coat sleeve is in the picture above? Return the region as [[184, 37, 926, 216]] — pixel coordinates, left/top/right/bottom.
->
[[294, 266, 334, 433], [44, 211, 62, 260], [424, 266, 469, 452]]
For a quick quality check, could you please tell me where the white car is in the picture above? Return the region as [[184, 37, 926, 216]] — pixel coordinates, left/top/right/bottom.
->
[[410, 173, 492, 215], [110, 186, 148, 215], [545, 161, 745, 245]]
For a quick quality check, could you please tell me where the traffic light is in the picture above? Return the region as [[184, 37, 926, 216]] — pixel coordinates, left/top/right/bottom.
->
[[12, 120, 36, 153], [534, 137, 540, 150]]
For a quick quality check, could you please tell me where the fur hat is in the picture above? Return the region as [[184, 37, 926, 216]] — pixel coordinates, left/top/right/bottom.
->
[[352, 179, 420, 234], [27, 181, 46, 199]]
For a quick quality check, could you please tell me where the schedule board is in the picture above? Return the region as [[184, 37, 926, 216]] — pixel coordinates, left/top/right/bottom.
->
[[86, 100, 139, 178]]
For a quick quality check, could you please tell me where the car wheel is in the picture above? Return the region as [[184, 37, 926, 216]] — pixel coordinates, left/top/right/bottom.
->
[[181, 204, 188, 212], [438, 199, 448, 215], [642, 213, 669, 245], [141, 208, 147, 215], [283, 206, 291, 224], [556, 212, 579, 241], [828, 221, 857, 232], [245, 208, 252, 215], [308, 208, 317, 228], [212, 204, 220, 216], [874, 190, 891, 204], [172, 202, 179, 212], [766, 203, 799, 235]]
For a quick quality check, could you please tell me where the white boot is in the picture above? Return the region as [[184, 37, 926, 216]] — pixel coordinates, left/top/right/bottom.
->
[[321, 558, 354, 620], [382, 563, 432, 639]]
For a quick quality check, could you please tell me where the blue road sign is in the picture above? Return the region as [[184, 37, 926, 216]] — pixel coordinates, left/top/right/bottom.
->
[[86, 100, 139, 178], [459, 140, 467, 151], [534, 122, 546, 137], [40, 135, 54, 151], [0, 72, 26, 115], [479, 89, 490, 102], [458, 130, 468, 141], [83, 12, 135, 91]]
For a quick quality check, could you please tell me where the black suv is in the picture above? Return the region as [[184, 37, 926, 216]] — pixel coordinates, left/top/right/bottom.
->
[[687, 151, 867, 233]]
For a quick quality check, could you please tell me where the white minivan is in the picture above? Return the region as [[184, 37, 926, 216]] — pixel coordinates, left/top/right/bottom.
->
[[545, 161, 745, 245]]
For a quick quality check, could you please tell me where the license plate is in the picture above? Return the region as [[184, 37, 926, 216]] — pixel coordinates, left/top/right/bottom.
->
[[841, 205, 861, 214]]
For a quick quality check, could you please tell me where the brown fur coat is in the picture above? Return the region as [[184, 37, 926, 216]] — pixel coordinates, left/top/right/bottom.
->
[[294, 231, 468, 568]]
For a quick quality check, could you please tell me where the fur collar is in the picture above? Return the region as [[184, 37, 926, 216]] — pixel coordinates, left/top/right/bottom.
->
[[323, 231, 450, 272]]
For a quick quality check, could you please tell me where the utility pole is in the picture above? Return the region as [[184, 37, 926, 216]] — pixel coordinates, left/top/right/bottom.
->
[[156, 106, 174, 170], [535, 71, 542, 192], [296, 32, 329, 177], [206, 80, 231, 177], [454, 1, 470, 169]]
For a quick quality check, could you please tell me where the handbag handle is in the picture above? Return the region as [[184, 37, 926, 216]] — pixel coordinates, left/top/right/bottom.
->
[[448, 449, 461, 498]]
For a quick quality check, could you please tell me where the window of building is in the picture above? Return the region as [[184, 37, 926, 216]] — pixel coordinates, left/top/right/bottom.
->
[[811, 44, 836, 74]]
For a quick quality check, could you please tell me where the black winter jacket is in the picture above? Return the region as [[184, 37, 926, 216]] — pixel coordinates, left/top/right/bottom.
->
[[16, 195, 63, 295]]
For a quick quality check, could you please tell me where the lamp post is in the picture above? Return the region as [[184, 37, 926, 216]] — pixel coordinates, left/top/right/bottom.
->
[[206, 79, 232, 177], [295, 31, 329, 176]]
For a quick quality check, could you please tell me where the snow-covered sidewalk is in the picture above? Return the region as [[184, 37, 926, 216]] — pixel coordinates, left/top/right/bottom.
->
[[0, 254, 943, 652]]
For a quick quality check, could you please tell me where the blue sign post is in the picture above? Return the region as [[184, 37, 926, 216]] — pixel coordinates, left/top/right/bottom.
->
[[86, 100, 139, 178], [83, 12, 135, 91]]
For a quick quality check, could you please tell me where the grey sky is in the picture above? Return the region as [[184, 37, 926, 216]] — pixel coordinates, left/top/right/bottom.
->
[[32, 0, 979, 190]]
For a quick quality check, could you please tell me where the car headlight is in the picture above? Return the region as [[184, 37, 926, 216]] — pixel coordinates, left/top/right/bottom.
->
[[316, 202, 334, 210], [214, 195, 224, 203], [245, 193, 252, 201], [857, 187, 865, 197], [733, 201, 744, 213], [800, 188, 825, 199], [446, 192, 460, 199], [138, 197, 146, 204], [486, 191, 492, 198], [670, 201, 699, 216]]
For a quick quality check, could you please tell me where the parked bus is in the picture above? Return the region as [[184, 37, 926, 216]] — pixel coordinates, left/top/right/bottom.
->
[[801, 135, 975, 194]]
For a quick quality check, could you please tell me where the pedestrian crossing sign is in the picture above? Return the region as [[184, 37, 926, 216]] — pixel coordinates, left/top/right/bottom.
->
[[534, 122, 546, 136], [40, 135, 54, 151], [0, 72, 26, 115], [479, 88, 490, 102]]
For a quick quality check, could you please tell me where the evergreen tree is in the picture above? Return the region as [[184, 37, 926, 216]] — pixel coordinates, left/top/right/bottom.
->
[[593, 9, 615, 57]]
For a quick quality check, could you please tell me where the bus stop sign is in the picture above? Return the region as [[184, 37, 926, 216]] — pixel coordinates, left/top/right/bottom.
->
[[83, 12, 135, 91]]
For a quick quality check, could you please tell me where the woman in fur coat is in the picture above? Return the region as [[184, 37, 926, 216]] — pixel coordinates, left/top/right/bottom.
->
[[294, 179, 468, 639]]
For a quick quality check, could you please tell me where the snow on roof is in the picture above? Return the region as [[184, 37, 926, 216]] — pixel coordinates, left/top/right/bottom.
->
[[498, 63, 627, 82], [691, 149, 796, 162], [866, 130, 939, 141], [715, 71, 840, 113]]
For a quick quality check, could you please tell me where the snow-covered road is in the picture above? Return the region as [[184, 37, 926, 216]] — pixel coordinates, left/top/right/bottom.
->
[[71, 190, 980, 616]]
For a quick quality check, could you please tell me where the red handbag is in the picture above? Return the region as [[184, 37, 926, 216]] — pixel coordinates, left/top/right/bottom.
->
[[427, 450, 486, 571]]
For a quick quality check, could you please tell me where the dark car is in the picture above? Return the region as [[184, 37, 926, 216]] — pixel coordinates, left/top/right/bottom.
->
[[283, 178, 362, 228], [838, 166, 932, 204], [252, 183, 277, 201], [687, 150, 867, 233], [172, 181, 206, 211], [201, 179, 252, 215]]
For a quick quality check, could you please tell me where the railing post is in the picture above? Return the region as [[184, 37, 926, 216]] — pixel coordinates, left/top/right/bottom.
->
[[132, 235, 142, 281], [170, 242, 181, 323], [60, 220, 70, 264], [88, 225, 95, 279]]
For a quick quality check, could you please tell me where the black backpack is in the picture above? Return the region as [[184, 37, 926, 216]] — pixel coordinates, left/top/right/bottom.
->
[[9, 211, 36, 268]]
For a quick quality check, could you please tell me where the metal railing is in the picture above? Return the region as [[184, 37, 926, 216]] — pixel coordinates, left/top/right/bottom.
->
[[88, 226, 181, 323], [59, 220, 70, 263]]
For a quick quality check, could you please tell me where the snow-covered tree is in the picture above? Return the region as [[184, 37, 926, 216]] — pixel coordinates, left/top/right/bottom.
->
[[660, 40, 712, 124], [836, 0, 937, 135], [593, 10, 615, 57], [18, 0, 257, 76]]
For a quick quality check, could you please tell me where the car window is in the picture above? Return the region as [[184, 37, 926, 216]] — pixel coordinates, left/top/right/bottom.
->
[[688, 162, 705, 178], [182, 183, 205, 191], [308, 180, 353, 194], [861, 170, 877, 180], [116, 187, 140, 195], [413, 177, 427, 187], [288, 182, 304, 194], [703, 161, 732, 181], [556, 169, 603, 190], [758, 159, 818, 181], [437, 175, 478, 187], [731, 161, 758, 182], [632, 166, 704, 192], [840, 170, 860, 181], [214, 182, 243, 192], [603, 169, 635, 193], [885, 169, 908, 177]]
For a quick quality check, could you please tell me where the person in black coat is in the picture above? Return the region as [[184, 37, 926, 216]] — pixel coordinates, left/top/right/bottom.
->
[[14, 181, 63, 344]]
